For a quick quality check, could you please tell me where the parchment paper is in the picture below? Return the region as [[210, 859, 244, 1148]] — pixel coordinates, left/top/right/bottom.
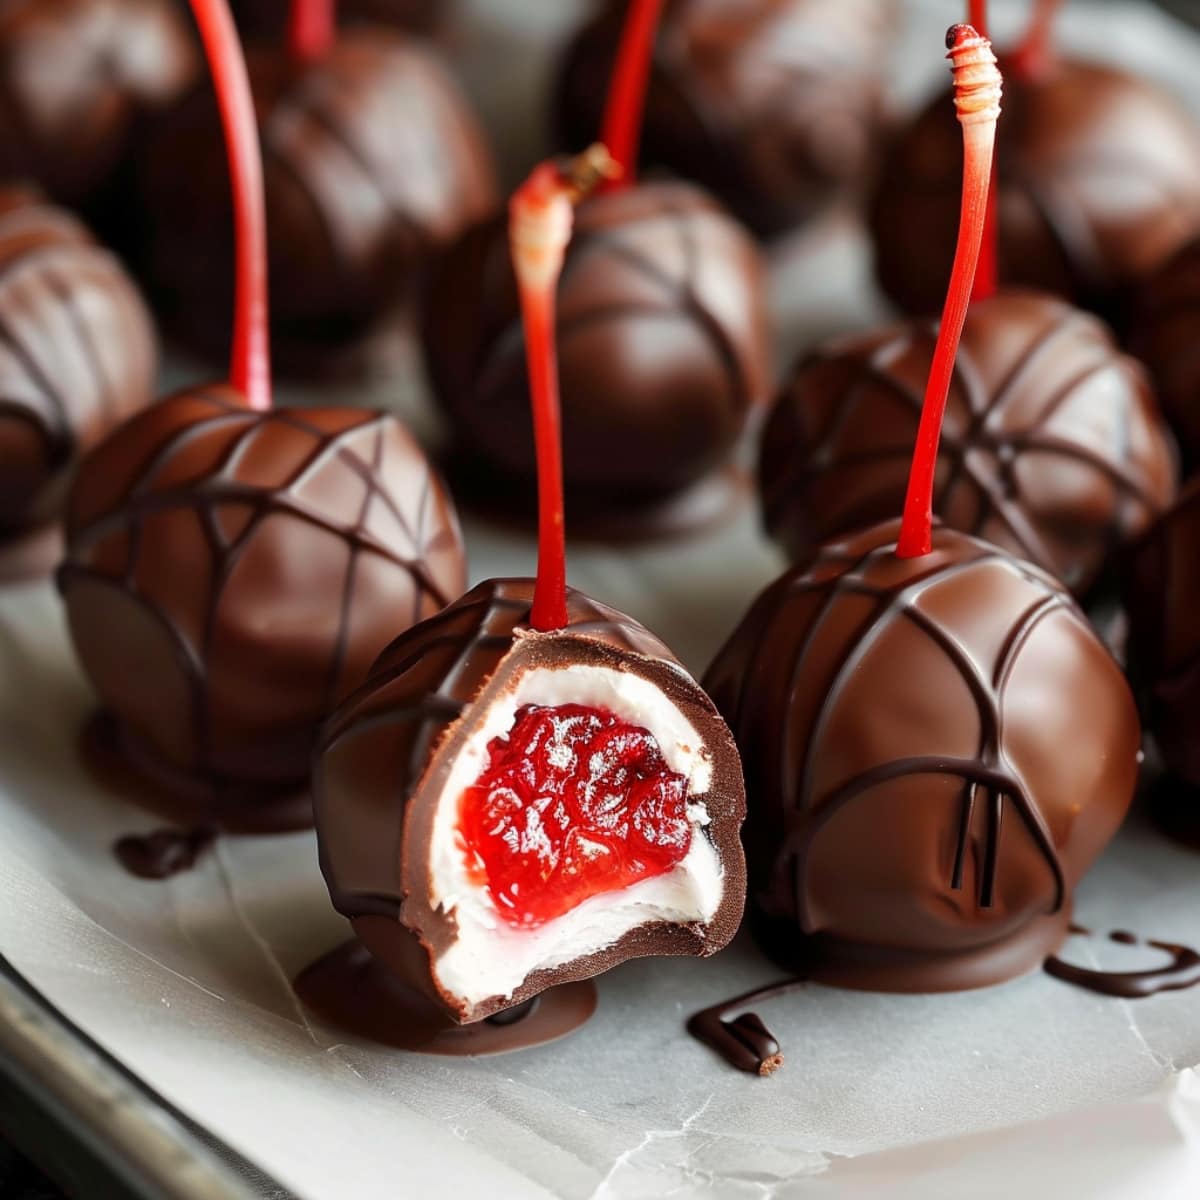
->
[[3, 2, 1200, 1197]]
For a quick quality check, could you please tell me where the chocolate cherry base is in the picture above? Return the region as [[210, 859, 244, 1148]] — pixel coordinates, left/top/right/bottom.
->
[[1125, 478, 1200, 795], [315, 579, 746, 1024], [705, 520, 1139, 992], [760, 290, 1176, 598], [0, 187, 156, 571], [422, 181, 769, 520], [58, 388, 465, 825], [554, 0, 891, 237], [139, 30, 496, 376], [871, 60, 1200, 325]]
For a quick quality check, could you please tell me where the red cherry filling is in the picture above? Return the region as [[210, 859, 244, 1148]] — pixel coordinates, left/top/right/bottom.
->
[[458, 702, 694, 929]]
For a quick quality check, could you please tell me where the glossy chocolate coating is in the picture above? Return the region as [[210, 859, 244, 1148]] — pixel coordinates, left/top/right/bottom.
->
[[554, 0, 891, 237], [315, 577, 747, 1024], [0, 187, 156, 543], [0, 0, 197, 211], [760, 290, 1177, 598], [423, 180, 770, 509], [139, 29, 496, 371], [1124, 478, 1200, 791], [58, 387, 465, 811], [1130, 235, 1200, 468], [705, 519, 1139, 992], [871, 60, 1200, 325], [232, 0, 449, 40]]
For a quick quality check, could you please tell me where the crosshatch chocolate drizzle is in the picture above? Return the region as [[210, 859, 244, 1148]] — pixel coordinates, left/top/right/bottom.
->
[[761, 294, 1173, 596], [1045, 924, 1200, 998], [59, 387, 464, 813]]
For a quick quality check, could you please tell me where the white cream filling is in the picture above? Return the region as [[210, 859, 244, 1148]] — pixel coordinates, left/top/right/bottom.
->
[[427, 664, 724, 1006]]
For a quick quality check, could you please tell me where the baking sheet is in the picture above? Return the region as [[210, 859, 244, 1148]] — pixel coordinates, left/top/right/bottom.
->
[[4, 1, 1200, 1197]]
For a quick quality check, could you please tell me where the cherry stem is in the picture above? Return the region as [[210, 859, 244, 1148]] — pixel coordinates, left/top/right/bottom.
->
[[1010, 0, 1061, 81], [189, 0, 271, 411], [967, 0, 997, 302], [598, 0, 664, 192], [289, 0, 335, 64], [896, 25, 1002, 560], [510, 146, 619, 630]]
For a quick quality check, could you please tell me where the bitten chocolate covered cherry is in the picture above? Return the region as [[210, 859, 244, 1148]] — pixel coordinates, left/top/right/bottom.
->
[[314, 150, 747, 1026]]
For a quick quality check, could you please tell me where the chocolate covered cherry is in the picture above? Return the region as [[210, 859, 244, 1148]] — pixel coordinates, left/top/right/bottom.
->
[[315, 579, 745, 1022], [706, 519, 1139, 991]]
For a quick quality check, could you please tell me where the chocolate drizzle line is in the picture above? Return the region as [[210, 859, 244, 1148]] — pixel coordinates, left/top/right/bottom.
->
[[60, 391, 454, 794], [686, 980, 802, 1076], [114, 827, 216, 880], [1045, 926, 1200, 998], [766, 308, 1159, 589], [740, 538, 1071, 927]]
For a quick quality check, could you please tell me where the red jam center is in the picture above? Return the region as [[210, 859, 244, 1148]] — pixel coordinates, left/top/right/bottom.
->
[[458, 703, 693, 929]]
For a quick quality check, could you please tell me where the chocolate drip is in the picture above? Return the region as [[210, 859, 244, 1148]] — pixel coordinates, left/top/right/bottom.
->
[[293, 940, 595, 1055], [59, 388, 465, 812], [1045, 927, 1200, 998], [686, 980, 800, 1076], [761, 291, 1175, 598], [114, 827, 216, 880]]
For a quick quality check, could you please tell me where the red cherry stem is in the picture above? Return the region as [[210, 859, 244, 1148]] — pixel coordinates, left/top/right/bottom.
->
[[510, 147, 619, 630], [289, 0, 335, 63], [966, 0, 997, 302], [896, 25, 1002, 560], [1010, 0, 1061, 81], [189, 0, 271, 411], [598, 0, 664, 192]]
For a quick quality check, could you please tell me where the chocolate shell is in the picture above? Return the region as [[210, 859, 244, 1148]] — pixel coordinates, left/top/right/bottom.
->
[[1124, 478, 1200, 790], [422, 180, 770, 515], [232, 0, 449, 40], [58, 387, 465, 820], [0, 187, 156, 548], [871, 60, 1200, 325], [0, 0, 198, 213], [315, 578, 747, 1023], [705, 519, 1140, 992], [138, 29, 496, 374], [1130, 235, 1200, 469], [554, 0, 892, 237], [759, 290, 1177, 597]]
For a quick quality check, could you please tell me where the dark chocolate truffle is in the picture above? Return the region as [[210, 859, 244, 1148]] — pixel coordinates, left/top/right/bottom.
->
[[871, 60, 1200, 325], [1124, 478, 1200, 790], [554, 0, 892, 237], [315, 577, 746, 1023], [1130, 234, 1200, 469], [0, 0, 198, 212], [422, 180, 770, 512], [705, 518, 1140, 992], [58, 388, 466, 815], [138, 28, 496, 372], [759, 289, 1177, 597], [0, 186, 156, 548], [232, 0, 448, 40]]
